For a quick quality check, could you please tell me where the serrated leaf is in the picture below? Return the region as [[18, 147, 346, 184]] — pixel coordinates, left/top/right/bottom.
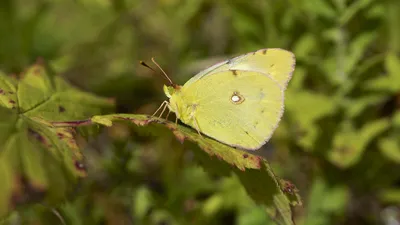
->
[[15, 64, 114, 121], [17, 65, 54, 112], [0, 63, 114, 218], [91, 114, 302, 225], [0, 73, 18, 109], [329, 119, 390, 168], [0, 107, 83, 217]]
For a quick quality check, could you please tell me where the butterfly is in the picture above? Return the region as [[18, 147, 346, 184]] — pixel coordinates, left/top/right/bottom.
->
[[151, 48, 295, 150]]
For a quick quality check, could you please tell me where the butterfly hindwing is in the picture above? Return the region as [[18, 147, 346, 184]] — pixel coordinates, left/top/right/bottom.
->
[[179, 70, 284, 150]]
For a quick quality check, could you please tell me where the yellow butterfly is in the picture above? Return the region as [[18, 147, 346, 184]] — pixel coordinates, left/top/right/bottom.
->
[[153, 48, 295, 150]]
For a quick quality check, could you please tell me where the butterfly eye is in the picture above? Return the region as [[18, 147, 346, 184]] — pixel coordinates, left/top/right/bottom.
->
[[231, 92, 245, 104]]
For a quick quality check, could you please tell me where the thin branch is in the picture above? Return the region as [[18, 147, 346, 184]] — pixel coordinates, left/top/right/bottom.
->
[[51, 119, 93, 127]]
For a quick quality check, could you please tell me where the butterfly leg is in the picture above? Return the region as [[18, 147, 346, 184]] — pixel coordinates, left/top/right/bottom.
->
[[192, 117, 203, 137], [166, 108, 171, 120], [158, 101, 169, 119], [152, 101, 169, 118]]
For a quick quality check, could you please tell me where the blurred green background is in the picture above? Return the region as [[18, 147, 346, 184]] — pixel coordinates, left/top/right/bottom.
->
[[1, 0, 400, 224]]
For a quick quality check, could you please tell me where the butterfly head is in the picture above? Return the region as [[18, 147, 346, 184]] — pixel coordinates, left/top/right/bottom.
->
[[163, 84, 183, 118], [163, 85, 175, 98]]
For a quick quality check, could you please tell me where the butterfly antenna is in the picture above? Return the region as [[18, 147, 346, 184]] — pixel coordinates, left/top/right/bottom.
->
[[140, 59, 176, 87], [139, 61, 157, 73], [151, 57, 175, 86]]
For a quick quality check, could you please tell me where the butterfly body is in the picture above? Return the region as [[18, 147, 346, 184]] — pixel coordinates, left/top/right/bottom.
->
[[164, 48, 295, 150]]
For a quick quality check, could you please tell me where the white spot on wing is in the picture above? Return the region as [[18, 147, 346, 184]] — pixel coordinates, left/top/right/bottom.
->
[[230, 92, 245, 104], [231, 95, 240, 102]]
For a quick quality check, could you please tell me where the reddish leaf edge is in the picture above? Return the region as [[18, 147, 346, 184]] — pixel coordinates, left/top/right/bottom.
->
[[51, 114, 303, 208]]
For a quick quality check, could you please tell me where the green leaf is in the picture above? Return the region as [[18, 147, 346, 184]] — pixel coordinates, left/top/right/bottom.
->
[[90, 114, 302, 225], [0, 73, 18, 109], [293, 34, 317, 61], [345, 32, 377, 76], [339, 0, 375, 25], [0, 63, 114, 218], [16, 64, 114, 121], [302, 0, 337, 19], [379, 189, 400, 204], [0, 107, 83, 217], [378, 137, 400, 163], [304, 177, 349, 225], [343, 95, 386, 119], [285, 90, 337, 151], [393, 111, 400, 128], [329, 119, 390, 168], [364, 53, 400, 93]]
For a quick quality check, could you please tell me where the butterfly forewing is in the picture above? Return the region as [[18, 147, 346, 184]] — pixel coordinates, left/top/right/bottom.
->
[[184, 48, 295, 89]]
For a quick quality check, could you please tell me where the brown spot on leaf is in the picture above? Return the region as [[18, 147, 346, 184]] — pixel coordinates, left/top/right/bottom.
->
[[337, 146, 352, 156], [184, 199, 196, 212], [34, 67, 42, 75], [0, 89, 4, 94], [8, 91, 14, 94], [231, 70, 238, 76], [262, 49, 267, 54], [10, 176, 46, 208], [36, 57, 45, 65], [281, 180, 298, 195], [252, 156, 262, 169], [58, 106, 66, 113], [117, 116, 154, 126], [9, 100, 15, 104], [57, 133, 64, 139], [172, 130, 186, 144], [27, 128, 47, 145], [106, 97, 116, 104], [139, 119, 154, 126], [243, 153, 249, 159], [75, 161, 86, 172]]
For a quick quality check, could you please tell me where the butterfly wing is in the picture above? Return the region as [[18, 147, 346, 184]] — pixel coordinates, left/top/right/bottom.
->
[[178, 70, 285, 150], [184, 48, 295, 88]]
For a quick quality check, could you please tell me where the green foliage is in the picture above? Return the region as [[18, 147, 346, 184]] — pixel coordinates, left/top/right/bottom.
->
[[0, 0, 400, 224], [90, 114, 301, 224], [0, 63, 113, 218]]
